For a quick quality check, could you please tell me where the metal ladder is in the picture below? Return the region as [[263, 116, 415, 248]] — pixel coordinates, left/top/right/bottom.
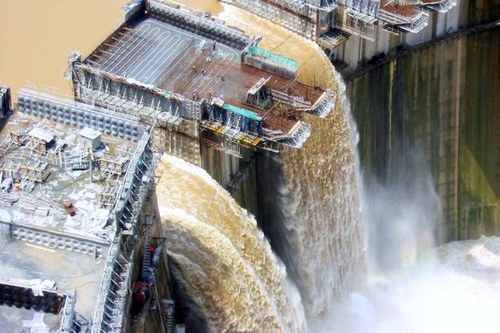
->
[[141, 216, 154, 281]]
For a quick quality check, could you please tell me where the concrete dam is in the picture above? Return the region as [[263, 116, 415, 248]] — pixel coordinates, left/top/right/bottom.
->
[[343, 0, 499, 243], [69, 0, 337, 212], [0, 0, 498, 332], [220, 0, 499, 243], [0, 1, 338, 332]]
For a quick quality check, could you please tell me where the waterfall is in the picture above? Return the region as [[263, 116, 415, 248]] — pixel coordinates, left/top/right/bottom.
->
[[257, 43, 366, 325], [363, 149, 441, 276], [305, 142, 500, 333], [156, 155, 306, 332], [317, 234, 500, 333], [167, 1, 369, 324], [155, 3, 499, 333]]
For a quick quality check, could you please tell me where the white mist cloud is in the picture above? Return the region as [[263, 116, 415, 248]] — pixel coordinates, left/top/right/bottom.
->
[[308, 150, 500, 333], [363, 150, 441, 275], [311, 240, 500, 333]]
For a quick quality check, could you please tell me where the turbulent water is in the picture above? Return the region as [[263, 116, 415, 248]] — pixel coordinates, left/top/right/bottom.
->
[[255, 41, 365, 325], [0, 0, 364, 330], [309, 153, 500, 333], [280, 60, 365, 319], [162, 0, 365, 329], [144, 1, 367, 329], [2, 0, 498, 332], [156, 155, 306, 332], [320, 234, 500, 333]]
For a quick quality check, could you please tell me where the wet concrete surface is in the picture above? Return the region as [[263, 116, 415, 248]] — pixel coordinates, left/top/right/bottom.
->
[[0, 239, 107, 331]]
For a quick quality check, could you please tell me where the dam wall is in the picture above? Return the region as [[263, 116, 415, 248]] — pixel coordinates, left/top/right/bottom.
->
[[73, 64, 258, 212], [154, 120, 201, 166], [73, 68, 258, 213], [0, 277, 75, 332], [348, 27, 499, 242], [73, 65, 202, 166], [330, 0, 500, 69], [0, 220, 108, 258], [17, 89, 143, 141], [200, 136, 259, 215], [149, 0, 252, 49], [220, 0, 318, 39]]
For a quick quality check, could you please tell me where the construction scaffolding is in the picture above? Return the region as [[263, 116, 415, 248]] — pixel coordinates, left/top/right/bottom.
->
[[64, 150, 90, 171], [97, 182, 120, 208], [149, 0, 252, 49], [423, 0, 457, 13], [202, 137, 243, 159], [91, 129, 158, 333], [378, 0, 429, 33], [310, 89, 336, 118], [100, 156, 129, 178], [245, 46, 299, 72], [91, 235, 133, 333], [71, 1, 331, 158], [0, 88, 159, 333], [0, 156, 51, 193], [332, 0, 379, 40], [317, 29, 350, 50]]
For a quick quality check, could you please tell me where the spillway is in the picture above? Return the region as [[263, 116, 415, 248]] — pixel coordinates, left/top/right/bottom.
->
[[155, 0, 368, 327], [258, 51, 365, 322], [282, 79, 365, 317], [156, 155, 306, 332], [1, 0, 497, 332]]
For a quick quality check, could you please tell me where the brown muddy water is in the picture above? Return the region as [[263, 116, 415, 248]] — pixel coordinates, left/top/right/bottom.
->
[[0, 0, 127, 97], [0, 0, 329, 98]]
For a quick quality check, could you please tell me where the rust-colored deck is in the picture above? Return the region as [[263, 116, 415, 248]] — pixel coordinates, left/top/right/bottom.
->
[[158, 47, 324, 132], [84, 16, 323, 134], [381, 0, 422, 20]]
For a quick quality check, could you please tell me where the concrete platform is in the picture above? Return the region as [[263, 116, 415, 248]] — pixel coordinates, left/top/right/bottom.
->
[[0, 240, 106, 315], [0, 109, 139, 241], [85, 15, 324, 134], [0, 307, 59, 333], [89, 18, 240, 87], [0, 239, 106, 331]]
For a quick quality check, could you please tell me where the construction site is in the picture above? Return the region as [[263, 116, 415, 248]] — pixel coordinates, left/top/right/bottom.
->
[[0, 0, 489, 331], [0, 1, 337, 332], [221, 0, 458, 59], [0, 85, 171, 332], [70, 0, 335, 160]]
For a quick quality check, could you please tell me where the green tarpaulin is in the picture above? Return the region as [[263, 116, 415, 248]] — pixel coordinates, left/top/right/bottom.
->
[[224, 104, 262, 121], [246, 45, 298, 71]]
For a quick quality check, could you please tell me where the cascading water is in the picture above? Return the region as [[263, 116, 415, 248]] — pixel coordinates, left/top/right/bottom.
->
[[0, 0, 497, 332], [258, 47, 366, 325], [163, 0, 368, 328], [358, 147, 442, 277], [317, 235, 500, 333], [155, 155, 306, 332], [315, 164, 500, 333], [153, 1, 500, 332]]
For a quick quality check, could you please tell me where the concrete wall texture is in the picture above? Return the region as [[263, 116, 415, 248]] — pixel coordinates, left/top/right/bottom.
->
[[349, 27, 499, 242]]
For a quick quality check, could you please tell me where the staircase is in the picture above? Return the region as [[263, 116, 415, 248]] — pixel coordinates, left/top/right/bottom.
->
[[160, 299, 176, 333]]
